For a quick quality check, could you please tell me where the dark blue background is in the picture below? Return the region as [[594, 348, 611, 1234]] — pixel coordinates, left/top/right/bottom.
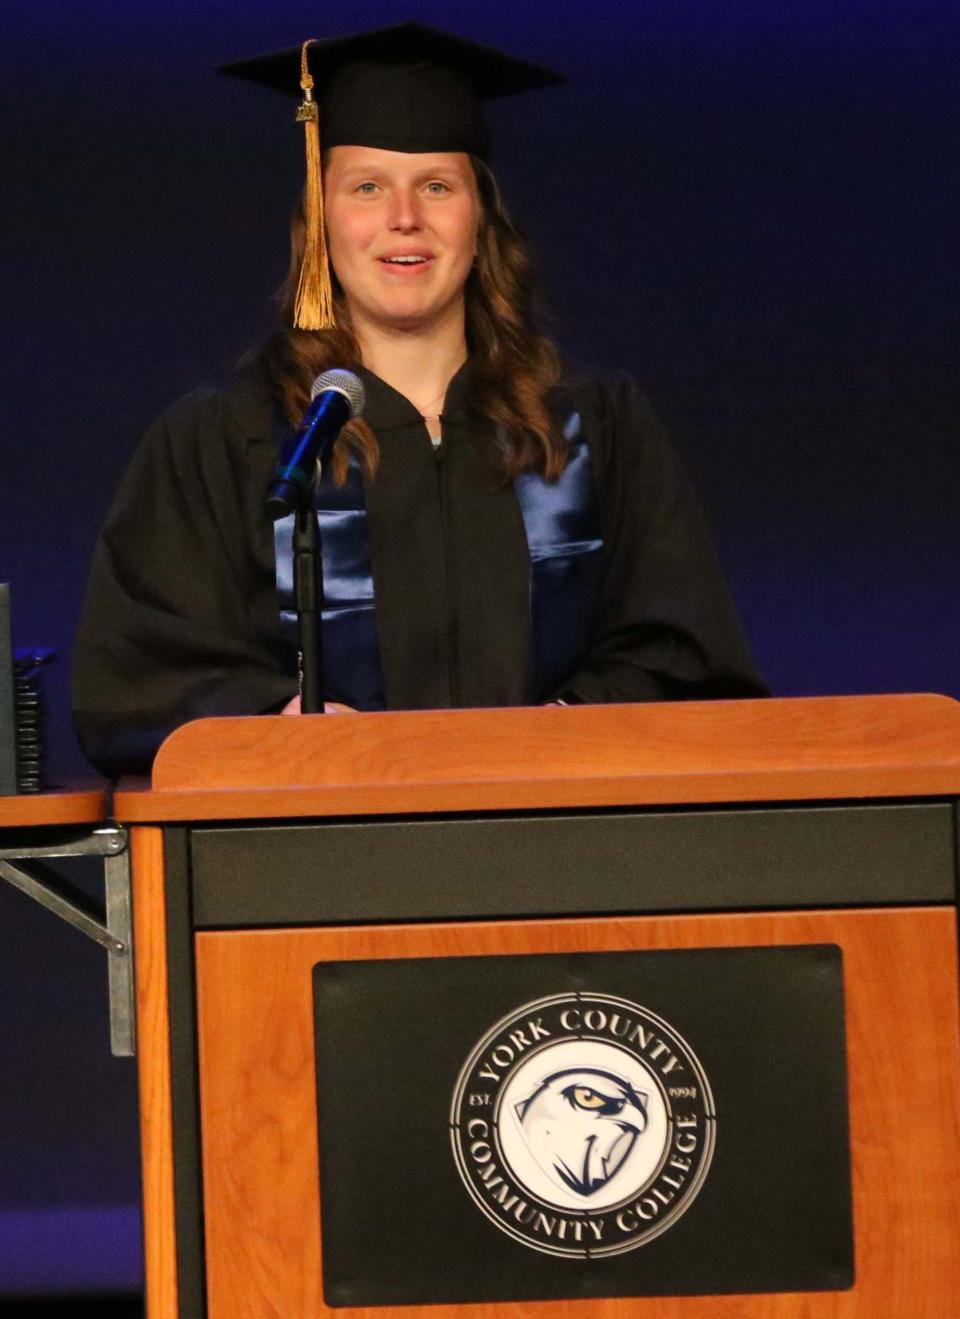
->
[[1, 0, 958, 1299]]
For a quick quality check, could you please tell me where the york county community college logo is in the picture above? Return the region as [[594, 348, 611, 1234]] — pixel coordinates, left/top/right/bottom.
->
[[450, 992, 715, 1258]]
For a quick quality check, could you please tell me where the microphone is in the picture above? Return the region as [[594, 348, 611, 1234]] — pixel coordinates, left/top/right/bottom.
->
[[265, 368, 366, 519]]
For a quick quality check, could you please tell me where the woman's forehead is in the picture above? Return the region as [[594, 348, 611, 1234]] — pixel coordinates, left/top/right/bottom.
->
[[326, 145, 474, 179]]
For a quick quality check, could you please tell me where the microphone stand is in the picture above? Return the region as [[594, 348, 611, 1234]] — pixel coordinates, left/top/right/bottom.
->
[[266, 373, 366, 715], [292, 490, 325, 715]]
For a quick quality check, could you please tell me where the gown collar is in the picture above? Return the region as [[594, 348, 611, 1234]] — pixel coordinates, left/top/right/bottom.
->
[[356, 358, 474, 430]]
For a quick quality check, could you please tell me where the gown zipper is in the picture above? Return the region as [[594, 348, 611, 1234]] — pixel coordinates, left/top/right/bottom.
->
[[429, 419, 460, 706]]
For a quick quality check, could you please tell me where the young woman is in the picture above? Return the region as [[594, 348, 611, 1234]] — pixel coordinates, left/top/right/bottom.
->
[[72, 24, 765, 775]]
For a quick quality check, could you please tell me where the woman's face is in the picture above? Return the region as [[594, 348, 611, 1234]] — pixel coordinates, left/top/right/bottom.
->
[[324, 146, 480, 335]]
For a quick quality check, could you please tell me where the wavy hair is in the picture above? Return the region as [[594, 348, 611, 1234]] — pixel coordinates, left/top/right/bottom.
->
[[256, 156, 566, 483]]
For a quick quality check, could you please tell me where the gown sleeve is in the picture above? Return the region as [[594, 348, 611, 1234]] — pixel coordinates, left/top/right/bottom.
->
[[552, 374, 767, 705], [72, 386, 296, 776]]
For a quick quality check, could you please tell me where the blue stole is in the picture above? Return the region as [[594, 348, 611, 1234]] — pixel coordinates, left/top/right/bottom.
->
[[274, 410, 603, 706], [512, 411, 603, 698]]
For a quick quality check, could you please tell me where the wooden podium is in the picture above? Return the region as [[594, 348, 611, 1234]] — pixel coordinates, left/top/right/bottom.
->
[[114, 695, 960, 1318]]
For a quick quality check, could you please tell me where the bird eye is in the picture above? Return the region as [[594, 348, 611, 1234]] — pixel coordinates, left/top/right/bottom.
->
[[569, 1085, 622, 1113], [559, 1083, 629, 1115]]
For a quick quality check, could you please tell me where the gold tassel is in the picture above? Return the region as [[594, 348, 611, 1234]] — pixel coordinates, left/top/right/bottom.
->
[[294, 40, 335, 330]]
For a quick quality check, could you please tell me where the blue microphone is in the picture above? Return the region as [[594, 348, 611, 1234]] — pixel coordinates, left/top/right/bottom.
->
[[265, 368, 366, 519]]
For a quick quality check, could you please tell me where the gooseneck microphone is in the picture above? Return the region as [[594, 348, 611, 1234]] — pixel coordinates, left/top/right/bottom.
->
[[265, 368, 366, 519]]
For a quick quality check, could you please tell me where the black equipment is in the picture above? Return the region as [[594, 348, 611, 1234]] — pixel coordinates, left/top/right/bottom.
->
[[1, 585, 52, 794]]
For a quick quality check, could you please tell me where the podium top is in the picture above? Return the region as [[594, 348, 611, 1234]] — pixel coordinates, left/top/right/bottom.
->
[[112, 694, 960, 823]]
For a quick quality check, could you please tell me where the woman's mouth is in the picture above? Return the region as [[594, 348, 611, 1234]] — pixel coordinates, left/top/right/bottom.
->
[[377, 251, 435, 274]]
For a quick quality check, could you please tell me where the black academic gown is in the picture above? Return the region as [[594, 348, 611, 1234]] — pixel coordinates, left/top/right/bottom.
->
[[72, 363, 766, 776]]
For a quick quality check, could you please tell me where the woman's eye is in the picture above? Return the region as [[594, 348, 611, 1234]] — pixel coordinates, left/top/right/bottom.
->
[[355, 181, 379, 195], [425, 181, 451, 194]]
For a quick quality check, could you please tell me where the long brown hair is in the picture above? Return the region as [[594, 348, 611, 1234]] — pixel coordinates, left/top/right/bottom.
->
[[256, 156, 566, 483]]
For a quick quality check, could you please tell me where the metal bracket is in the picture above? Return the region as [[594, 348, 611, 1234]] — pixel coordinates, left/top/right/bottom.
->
[[0, 825, 135, 1057]]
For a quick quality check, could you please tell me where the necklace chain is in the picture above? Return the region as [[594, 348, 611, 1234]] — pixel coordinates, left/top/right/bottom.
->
[[415, 386, 447, 419]]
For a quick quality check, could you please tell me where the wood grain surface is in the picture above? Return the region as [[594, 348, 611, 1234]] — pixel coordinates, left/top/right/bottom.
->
[[114, 694, 960, 822], [0, 785, 106, 827], [194, 906, 960, 1318], [131, 827, 179, 1318]]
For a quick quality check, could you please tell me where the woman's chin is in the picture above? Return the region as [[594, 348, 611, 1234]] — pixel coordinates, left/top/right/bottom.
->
[[363, 294, 460, 336]]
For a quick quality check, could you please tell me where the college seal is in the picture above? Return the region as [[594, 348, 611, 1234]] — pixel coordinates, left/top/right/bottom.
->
[[450, 991, 715, 1258]]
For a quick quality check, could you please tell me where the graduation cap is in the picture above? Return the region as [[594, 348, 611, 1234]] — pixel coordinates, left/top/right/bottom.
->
[[219, 23, 566, 331]]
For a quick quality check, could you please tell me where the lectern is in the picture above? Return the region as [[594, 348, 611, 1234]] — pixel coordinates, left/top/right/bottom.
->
[[114, 695, 960, 1317]]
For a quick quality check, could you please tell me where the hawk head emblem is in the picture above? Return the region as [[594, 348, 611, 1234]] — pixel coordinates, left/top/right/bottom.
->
[[513, 1067, 649, 1197]]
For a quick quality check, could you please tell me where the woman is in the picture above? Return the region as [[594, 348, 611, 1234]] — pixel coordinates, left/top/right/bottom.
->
[[72, 24, 766, 776]]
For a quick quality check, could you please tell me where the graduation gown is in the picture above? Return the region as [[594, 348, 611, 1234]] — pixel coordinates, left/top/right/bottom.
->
[[72, 363, 766, 776]]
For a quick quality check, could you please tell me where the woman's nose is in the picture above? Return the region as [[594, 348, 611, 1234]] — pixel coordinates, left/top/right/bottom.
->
[[387, 187, 422, 232]]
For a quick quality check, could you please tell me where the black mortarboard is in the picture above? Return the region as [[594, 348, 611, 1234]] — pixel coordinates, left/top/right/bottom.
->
[[220, 23, 565, 159], [218, 23, 565, 330]]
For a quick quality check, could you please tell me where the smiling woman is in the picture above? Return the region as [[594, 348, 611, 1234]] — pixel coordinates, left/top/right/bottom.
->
[[262, 138, 566, 485], [325, 148, 480, 332], [71, 22, 766, 777]]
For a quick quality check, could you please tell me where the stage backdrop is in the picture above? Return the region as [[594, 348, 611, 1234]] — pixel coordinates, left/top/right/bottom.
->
[[1, 0, 958, 1300]]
